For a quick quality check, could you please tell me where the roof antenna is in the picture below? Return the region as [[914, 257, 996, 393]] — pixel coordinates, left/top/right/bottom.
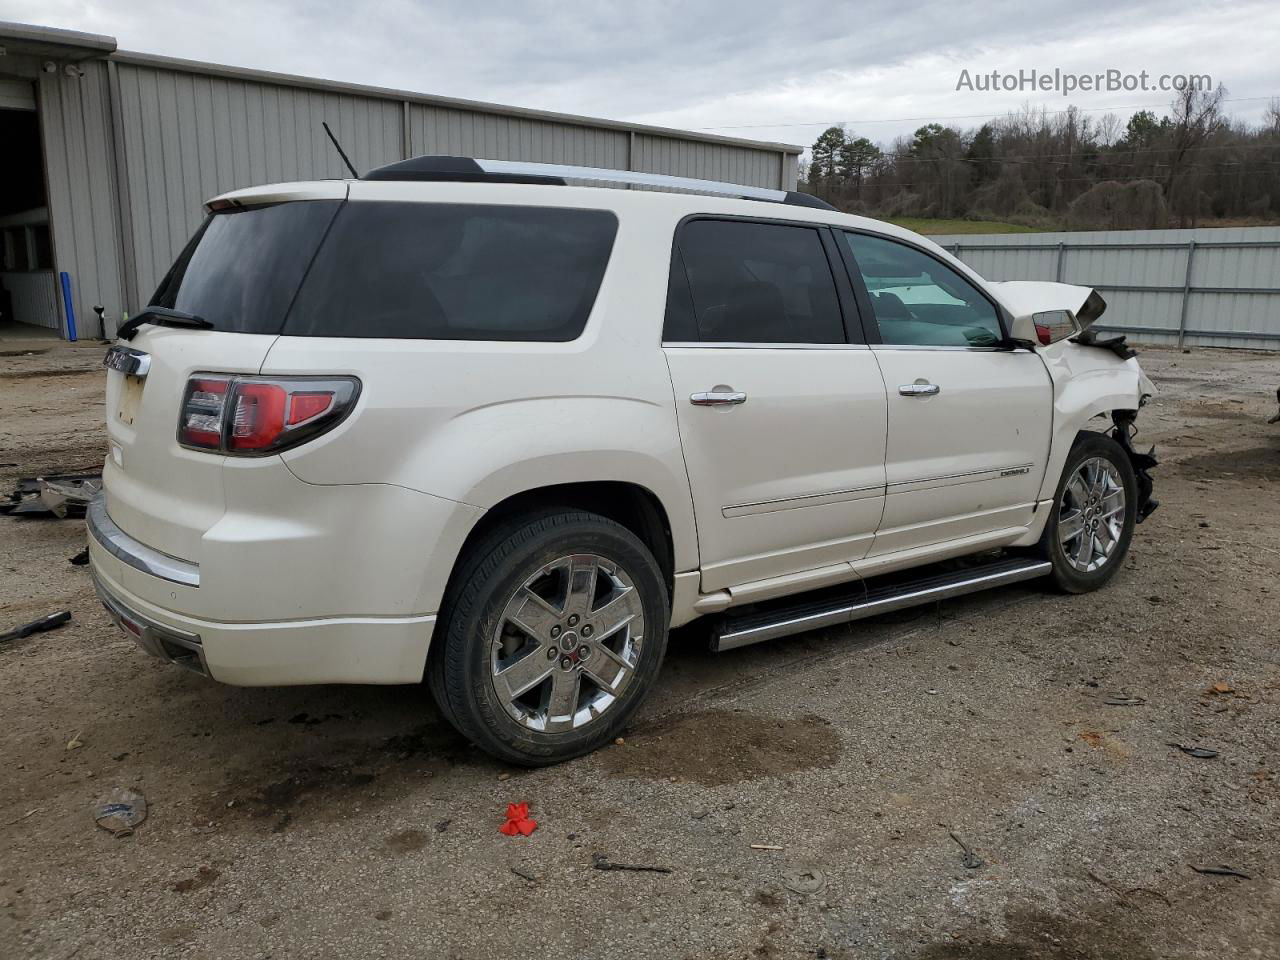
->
[[322, 121, 359, 178]]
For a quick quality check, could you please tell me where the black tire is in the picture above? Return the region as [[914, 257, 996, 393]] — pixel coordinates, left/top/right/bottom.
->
[[1039, 431, 1138, 594], [429, 510, 669, 766]]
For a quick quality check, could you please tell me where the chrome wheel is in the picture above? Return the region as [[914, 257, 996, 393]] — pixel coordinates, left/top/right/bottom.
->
[[489, 554, 645, 733], [1058, 456, 1127, 573]]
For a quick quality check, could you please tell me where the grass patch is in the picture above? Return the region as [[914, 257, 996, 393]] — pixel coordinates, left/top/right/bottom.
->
[[884, 218, 1039, 235]]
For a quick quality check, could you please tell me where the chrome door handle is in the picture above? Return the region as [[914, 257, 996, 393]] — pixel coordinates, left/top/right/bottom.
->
[[690, 389, 747, 406], [898, 381, 940, 397]]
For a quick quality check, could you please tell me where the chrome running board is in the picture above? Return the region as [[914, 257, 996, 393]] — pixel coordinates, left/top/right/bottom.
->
[[710, 556, 1051, 652]]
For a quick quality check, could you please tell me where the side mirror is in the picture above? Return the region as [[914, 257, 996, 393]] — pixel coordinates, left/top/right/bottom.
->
[[1009, 310, 1078, 348]]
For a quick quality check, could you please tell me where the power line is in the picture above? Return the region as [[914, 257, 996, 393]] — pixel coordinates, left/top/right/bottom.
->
[[814, 168, 1271, 191], [692, 95, 1279, 131], [849, 140, 1280, 169]]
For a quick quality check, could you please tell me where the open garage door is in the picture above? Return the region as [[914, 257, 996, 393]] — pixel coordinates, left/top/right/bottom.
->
[[0, 79, 59, 336]]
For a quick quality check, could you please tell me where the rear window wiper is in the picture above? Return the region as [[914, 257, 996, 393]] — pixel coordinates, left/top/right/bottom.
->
[[118, 307, 214, 341]]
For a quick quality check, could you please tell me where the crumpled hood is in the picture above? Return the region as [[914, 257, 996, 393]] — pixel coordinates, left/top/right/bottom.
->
[[986, 281, 1107, 329]]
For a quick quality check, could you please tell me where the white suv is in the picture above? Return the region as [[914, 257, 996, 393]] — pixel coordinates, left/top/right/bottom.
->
[[89, 157, 1158, 764]]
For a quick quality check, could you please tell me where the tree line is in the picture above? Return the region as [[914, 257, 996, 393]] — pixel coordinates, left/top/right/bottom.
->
[[800, 88, 1280, 229]]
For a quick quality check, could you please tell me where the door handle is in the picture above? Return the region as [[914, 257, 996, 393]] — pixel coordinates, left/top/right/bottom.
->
[[691, 389, 748, 406], [898, 381, 940, 397]]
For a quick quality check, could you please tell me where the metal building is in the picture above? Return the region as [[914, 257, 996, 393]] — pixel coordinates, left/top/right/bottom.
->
[[0, 21, 802, 340]]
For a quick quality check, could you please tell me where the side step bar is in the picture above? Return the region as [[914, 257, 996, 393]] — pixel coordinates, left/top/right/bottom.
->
[[711, 556, 1051, 652]]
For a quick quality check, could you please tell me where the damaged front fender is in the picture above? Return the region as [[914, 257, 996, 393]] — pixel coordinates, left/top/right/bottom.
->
[[1111, 410, 1159, 523]]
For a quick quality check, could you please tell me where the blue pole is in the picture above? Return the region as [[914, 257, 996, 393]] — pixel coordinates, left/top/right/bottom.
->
[[59, 272, 78, 342]]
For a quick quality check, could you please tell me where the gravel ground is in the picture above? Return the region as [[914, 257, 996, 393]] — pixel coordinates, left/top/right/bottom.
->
[[1, 339, 1278, 960]]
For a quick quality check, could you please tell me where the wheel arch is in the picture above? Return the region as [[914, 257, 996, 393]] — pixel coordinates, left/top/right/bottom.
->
[[454, 480, 679, 594]]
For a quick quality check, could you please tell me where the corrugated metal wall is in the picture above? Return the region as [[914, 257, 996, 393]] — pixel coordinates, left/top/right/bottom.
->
[[409, 104, 628, 167], [932, 226, 1280, 351], [632, 134, 783, 189], [33, 50, 798, 340], [0, 271, 61, 330], [113, 62, 406, 309], [38, 60, 125, 339]]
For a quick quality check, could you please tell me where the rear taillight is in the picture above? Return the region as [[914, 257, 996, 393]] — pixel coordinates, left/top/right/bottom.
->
[[178, 375, 360, 455]]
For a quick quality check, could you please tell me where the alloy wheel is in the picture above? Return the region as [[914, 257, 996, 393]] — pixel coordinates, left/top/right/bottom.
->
[[1058, 456, 1126, 573], [489, 554, 645, 733]]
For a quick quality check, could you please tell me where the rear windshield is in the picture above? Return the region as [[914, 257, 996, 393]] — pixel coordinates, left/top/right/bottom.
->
[[151, 200, 617, 341], [285, 202, 617, 341], [150, 201, 341, 334]]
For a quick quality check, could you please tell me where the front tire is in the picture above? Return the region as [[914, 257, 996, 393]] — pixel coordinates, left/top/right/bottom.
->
[[1040, 431, 1138, 594], [430, 511, 669, 766]]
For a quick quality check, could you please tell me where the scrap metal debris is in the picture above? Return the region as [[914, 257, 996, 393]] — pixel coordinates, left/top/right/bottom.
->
[[591, 854, 672, 874], [949, 832, 985, 870], [1103, 695, 1147, 706], [1168, 743, 1219, 759], [93, 788, 148, 838], [1190, 865, 1251, 880], [1, 472, 101, 519], [1, 611, 71, 644]]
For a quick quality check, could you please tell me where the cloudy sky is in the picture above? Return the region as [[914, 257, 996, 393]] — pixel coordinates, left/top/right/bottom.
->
[[6, 0, 1277, 150]]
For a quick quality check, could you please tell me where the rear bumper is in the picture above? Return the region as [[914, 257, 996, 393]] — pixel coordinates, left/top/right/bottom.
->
[[88, 494, 200, 587], [91, 562, 437, 685]]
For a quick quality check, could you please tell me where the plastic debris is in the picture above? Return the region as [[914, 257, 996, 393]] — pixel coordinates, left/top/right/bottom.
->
[[94, 788, 147, 837], [68, 548, 90, 566], [1, 472, 101, 519], [1, 611, 71, 644], [499, 802, 537, 837], [66, 732, 84, 751]]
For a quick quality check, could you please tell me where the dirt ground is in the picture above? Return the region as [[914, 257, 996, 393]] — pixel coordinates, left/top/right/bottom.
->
[[1, 338, 1278, 960]]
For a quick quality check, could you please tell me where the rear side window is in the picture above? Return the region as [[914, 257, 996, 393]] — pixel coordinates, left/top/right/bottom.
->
[[150, 201, 341, 334], [286, 202, 618, 340], [671, 219, 844, 344]]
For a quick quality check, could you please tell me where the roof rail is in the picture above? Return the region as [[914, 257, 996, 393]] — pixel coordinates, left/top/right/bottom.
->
[[362, 156, 836, 211]]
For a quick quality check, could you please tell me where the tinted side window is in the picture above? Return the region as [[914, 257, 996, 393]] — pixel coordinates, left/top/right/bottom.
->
[[842, 232, 1003, 347], [662, 247, 698, 342], [675, 220, 844, 344], [287, 202, 617, 341], [151, 201, 342, 334]]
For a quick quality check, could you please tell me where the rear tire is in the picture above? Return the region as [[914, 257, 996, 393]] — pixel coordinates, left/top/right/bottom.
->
[[1039, 431, 1137, 594], [429, 510, 669, 766]]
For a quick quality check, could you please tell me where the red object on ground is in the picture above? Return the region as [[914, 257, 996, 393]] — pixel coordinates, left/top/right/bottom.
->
[[500, 802, 538, 836]]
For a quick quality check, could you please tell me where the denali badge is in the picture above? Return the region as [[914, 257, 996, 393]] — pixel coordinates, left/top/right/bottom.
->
[[103, 346, 152, 378], [1000, 467, 1031, 477]]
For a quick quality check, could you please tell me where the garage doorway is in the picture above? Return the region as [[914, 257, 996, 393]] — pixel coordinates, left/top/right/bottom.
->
[[0, 78, 60, 338]]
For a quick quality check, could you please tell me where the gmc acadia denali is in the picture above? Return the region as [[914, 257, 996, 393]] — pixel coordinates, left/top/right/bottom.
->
[[89, 156, 1158, 764]]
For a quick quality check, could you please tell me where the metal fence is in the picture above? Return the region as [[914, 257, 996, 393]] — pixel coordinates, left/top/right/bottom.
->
[[930, 226, 1280, 351]]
